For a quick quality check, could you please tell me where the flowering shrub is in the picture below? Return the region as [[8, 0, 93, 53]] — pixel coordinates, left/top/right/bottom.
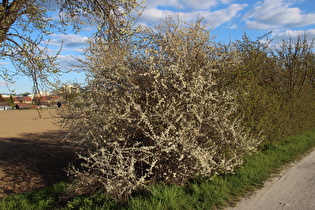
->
[[61, 17, 263, 200]]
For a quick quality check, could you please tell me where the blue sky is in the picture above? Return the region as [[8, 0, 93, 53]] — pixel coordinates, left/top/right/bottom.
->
[[1, 0, 315, 94]]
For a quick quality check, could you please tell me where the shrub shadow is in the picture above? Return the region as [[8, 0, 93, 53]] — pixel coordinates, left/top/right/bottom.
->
[[0, 130, 79, 196]]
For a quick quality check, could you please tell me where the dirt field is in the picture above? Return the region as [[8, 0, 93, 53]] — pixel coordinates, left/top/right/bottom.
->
[[0, 109, 78, 198]]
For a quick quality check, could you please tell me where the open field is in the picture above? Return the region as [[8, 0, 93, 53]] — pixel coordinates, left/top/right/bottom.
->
[[0, 109, 59, 138], [0, 110, 77, 198], [0, 110, 314, 209]]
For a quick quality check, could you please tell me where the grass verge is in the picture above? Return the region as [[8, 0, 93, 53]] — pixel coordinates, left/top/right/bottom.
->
[[1, 129, 315, 209]]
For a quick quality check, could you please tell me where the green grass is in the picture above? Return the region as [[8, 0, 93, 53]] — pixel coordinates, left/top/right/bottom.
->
[[0, 182, 67, 210], [1, 129, 315, 209]]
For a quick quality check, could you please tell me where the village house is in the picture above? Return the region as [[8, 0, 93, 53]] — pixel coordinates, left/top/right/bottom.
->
[[0, 95, 12, 110], [0, 93, 64, 110], [12, 97, 19, 104], [15, 103, 30, 109], [0, 102, 12, 110], [34, 96, 52, 108], [49, 95, 62, 102], [17, 96, 33, 104]]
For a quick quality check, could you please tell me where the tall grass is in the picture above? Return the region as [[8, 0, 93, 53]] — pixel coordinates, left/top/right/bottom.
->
[[1, 129, 315, 209]]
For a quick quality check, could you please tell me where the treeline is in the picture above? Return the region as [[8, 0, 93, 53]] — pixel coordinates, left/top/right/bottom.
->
[[216, 33, 315, 144], [60, 17, 315, 200]]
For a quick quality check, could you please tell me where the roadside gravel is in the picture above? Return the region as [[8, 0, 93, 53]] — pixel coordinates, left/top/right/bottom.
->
[[227, 148, 315, 210]]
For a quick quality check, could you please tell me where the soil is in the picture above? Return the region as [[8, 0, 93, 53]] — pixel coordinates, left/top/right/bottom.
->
[[0, 109, 78, 198]]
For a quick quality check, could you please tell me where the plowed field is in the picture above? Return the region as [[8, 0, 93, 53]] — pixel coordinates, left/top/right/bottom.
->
[[0, 110, 77, 198]]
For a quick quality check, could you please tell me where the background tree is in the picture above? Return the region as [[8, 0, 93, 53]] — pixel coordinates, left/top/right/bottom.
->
[[0, 93, 4, 101], [20, 92, 30, 96], [53, 83, 80, 103], [6, 94, 14, 105], [216, 33, 315, 142], [272, 34, 315, 134], [0, 0, 141, 93], [229, 34, 284, 142], [1, 0, 62, 93]]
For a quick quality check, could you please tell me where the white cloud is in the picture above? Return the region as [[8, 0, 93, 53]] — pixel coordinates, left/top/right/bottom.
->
[[219, 0, 233, 4], [145, 0, 234, 10], [180, 0, 218, 10], [244, 0, 315, 29], [139, 1, 247, 28], [272, 29, 315, 42], [265, 29, 315, 49], [229, 23, 238, 29], [140, 8, 174, 23], [246, 20, 280, 30], [49, 34, 88, 49], [57, 55, 84, 71], [202, 4, 247, 27], [144, 0, 181, 9]]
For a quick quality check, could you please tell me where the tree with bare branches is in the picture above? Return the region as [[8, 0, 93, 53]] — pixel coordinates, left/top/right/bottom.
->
[[0, 0, 141, 93]]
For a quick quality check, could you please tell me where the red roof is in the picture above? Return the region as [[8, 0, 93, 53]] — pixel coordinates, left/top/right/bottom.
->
[[22, 96, 32, 101], [35, 96, 49, 101], [0, 102, 10, 106], [16, 103, 30, 108], [12, 97, 19, 102], [51, 95, 61, 99]]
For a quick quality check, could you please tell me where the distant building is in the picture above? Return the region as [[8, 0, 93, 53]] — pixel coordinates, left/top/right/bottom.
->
[[34, 96, 49, 104], [17, 96, 33, 104], [15, 103, 30, 109], [12, 97, 20, 104], [50, 95, 62, 102], [0, 102, 12, 110], [1, 93, 64, 109]]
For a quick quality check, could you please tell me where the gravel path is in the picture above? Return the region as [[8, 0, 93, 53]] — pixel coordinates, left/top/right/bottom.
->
[[227, 148, 315, 210]]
